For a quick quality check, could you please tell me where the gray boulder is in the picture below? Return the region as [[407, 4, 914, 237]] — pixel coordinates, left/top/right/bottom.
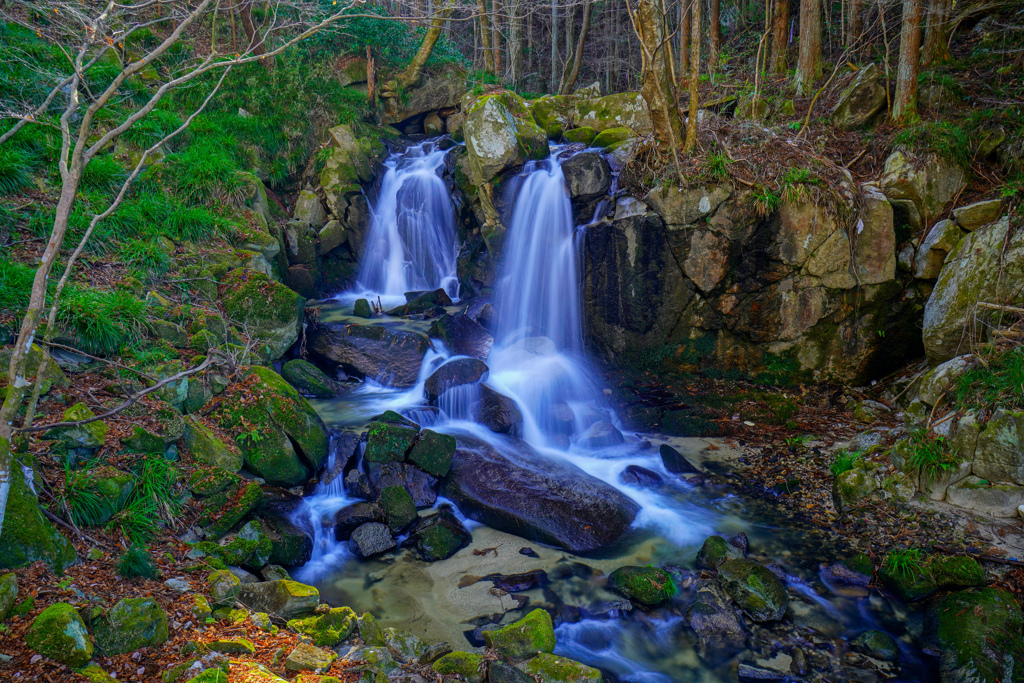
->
[[879, 151, 967, 233], [831, 64, 887, 131], [687, 579, 746, 656], [914, 219, 965, 280], [308, 322, 430, 388], [349, 522, 397, 558], [953, 199, 1004, 231], [561, 152, 612, 202]]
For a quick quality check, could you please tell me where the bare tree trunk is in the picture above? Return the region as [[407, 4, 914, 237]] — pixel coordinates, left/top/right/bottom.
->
[[795, 0, 822, 96], [771, 0, 790, 73], [402, 1, 456, 87], [680, 0, 691, 73], [367, 46, 377, 107], [509, 0, 522, 86], [892, 0, 922, 123], [492, 0, 503, 76], [559, 1, 594, 95], [848, 0, 863, 49], [527, 4, 534, 81], [685, 0, 701, 152], [550, 0, 559, 91], [628, 0, 683, 152], [478, 0, 495, 73], [239, 0, 269, 66], [709, 0, 721, 70], [921, 0, 951, 66]]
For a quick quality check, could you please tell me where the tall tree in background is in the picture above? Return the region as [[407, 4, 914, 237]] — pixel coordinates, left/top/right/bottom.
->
[[478, 0, 495, 72], [559, 0, 595, 94], [922, 0, 952, 66], [402, 1, 457, 87], [491, 0, 503, 75], [847, 0, 863, 50], [685, 0, 701, 152], [631, 0, 683, 152], [680, 0, 692, 74], [770, 0, 790, 73], [795, 0, 822, 96], [709, 0, 721, 71], [892, 0, 922, 123]]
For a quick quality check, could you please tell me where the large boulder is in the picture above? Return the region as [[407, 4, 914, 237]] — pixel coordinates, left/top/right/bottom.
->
[[462, 91, 549, 185], [308, 322, 429, 388], [221, 269, 305, 361], [477, 385, 523, 436], [183, 416, 244, 472], [831, 63, 887, 131], [879, 151, 967, 233], [923, 218, 1024, 363], [0, 465, 76, 572], [717, 559, 789, 622], [281, 359, 337, 398], [424, 357, 489, 400], [561, 152, 612, 202], [381, 74, 463, 125], [687, 579, 746, 656], [428, 314, 493, 361], [914, 219, 965, 280], [575, 92, 653, 134], [440, 435, 639, 552], [972, 409, 1024, 485], [214, 366, 328, 486], [531, 95, 575, 138], [26, 603, 93, 667], [482, 609, 555, 660], [953, 199, 1004, 232], [238, 580, 319, 619], [932, 588, 1024, 683], [91, 597, 170, 654]]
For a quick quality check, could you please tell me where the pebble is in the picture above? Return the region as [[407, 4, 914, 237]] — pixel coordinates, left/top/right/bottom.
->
[[164, 577, 191, 593]]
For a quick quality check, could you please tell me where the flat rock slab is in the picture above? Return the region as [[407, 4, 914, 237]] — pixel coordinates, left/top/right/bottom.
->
[[308, 322, 429, 388]]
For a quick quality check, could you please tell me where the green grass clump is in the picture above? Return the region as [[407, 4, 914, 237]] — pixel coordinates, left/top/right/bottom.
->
[[883, 548, 924, 580], [907, 428, 958, 484], [830, 449, 864, 477], [123, 238, 172, 279], [752, 185, 782, 216], [0, 258, 35, 312], [81, 154, 126, 192], [954, 347, 1024, 411], [63, 463, 108, 528], [893, 121, 972, 168], [56, 287, 147, 355], [116, 546, 159, 579], [0, 146, 37, 194], [106, 456, 179, 544]]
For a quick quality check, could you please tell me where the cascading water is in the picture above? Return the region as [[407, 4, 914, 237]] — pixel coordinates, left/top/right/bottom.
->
[[353, 140, 459, 302]]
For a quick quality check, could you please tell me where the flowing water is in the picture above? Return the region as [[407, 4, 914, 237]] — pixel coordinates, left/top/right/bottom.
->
[[294, 143, 933, 681]]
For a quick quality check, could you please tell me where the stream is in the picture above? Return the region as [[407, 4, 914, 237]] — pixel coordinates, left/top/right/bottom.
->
[[290, 139, 935, 682]]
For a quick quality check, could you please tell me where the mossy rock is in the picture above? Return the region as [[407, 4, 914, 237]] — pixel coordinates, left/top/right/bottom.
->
[[287, 606, 357, 647], [353, 299, 372, 318], [591, 127, 636, 150], [92, 597, 169, 655], [378, 485, 418, 533], [607, 566, 676, 607], [221, 268, 305, 361], [183, 416, 243, 472], [214, 366, 328, 486], [432, 651, 484, 682], [933, 588, 1024, 682], [200, 480, 263, 539], [0, 343, 68, 396], [463, 91, 550, 185], [68, 466, 135, 525], [576, 91, 652, 134], [208, 638, 256, 654], [717, 559, 789, 622], [563, 127, 597, 145], [197, 520, 272, 569], [850, 629, 900, 661], [45, 402, 108, 449], [0, 464, 77, 572], [26, 602, 93, 667], [482, 608, 556, 660], [531, 94, 574, 138], [880, 554, 985, 601], [212, 606, 247, 624], [832, 467, 878, 512], [411, 509, 472, 562], [844, 552, 874, 577], [519, 653, 604, 682], [364, 421, 418, 464], [0, 572, 17, 621], [281, 359, 336, 399], [150, 320, 189, 348], [695, 535, 743, 570], [262, 517, 313, 567], [187, 466, 241, 497], [75, 664, 119, 682], [207, 570, 243, 608], [358, 611, 386, 646], [191, 595, 213, 620], [407, 429, 456, 477]]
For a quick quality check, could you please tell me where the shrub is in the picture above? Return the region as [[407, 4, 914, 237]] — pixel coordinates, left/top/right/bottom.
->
[[954, 347, 1024, 411], [0, 146, 37, 194], [907, 428, 958, 484], [883, 548, 924, 579], [56, 287, 147, 355]]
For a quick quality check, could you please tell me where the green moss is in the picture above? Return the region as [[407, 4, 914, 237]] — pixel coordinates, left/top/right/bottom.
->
[[482, 609, 556, 660], [75, 664, 119, 682], [432, 651, 484, 682], [208, 638, 255, 654], [0, 462, 77, 572], [364, 421, 418, 463], [845, 552, 874, 577], [197, 520, 272, 568], [608, 566, 676, 607], [220, 269, 304, 360], [934, 588, 1024, 682], [563, 127, 597, 145], [212, 607, 247, 623], [25, 603, 94, 667], [591, 126, 635, 150], [200, 480, 263, 539], [287, 606, 356, 647], [45, 402, 108, 448], [281, 359, 335, 398], [520, 653, 603, 682], [187, 466, 241, 497], [695, 536, 742, 570], [407, 429, 455, 477], [379, 485, 417, 533], [717, 559, 789, 622], [92, 597, 169, 654]]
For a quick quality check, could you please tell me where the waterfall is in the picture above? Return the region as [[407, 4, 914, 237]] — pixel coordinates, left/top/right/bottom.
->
[[355, 141, 459, 301]]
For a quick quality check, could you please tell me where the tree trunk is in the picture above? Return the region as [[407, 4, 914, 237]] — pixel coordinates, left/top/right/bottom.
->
[[848, 0, 863, 49], [921, 0, 951, 66], [402, 2, 456, 88], [685, 0, 701, 152], [559, 1, 593, 95], [550, 0, 559, 92], [709, 0, 721, 70], [632, 0, 683, 152], [795, 0, 821, 96], [892, 0, 922, 123], [239, 0, 269, 66], [478, 0, 495, 73], [492, 0, 503, 76], [680, 0, 691, 73], [771, 0, 790, 73]]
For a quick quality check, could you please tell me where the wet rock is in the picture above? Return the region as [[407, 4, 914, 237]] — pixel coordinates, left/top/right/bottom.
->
[[408, 507, 472, 561], [687, 579, 746, 655], [408, 429, 456, 477], [428, 314, 493, 360], [819, 562, 871, 587], [932, 587, 1024, 683], [25, 603, 93, 667], [737, 664, 788, 681], [696, 535, 744, 570], [441, 435, 639, 553], [561, 152, 612, 201], [344, 469, 374, 500], [608, 566, 676, 607], [576, 420, 625, 448], [850, 629, 900, 661], [488, 660, 535, 683], [424, 357, 489, 401], [378, 485, 418, 533], [387, 288, 452, 316], [367, 461, 439, 507], [728, 533, 749, 555], [353, 298, 372, 318], [350, 522, 397, 558], [308, 322, 430, 388], [281, 359, 337, 398], [333, 502, 384, 541], [433, 651, 484, 682], [660, 444, 700, 474], [879, 554, 984, 601], [484, 569, 548, 592], [519, 547, 540, 558], [238, 580, 319, 619], [364, 420, 418, 464], [619, 465, 663, 488], [482, 609, 555, 660], [519, 652, 603, 682], [478, 385, 523, 436], [717, 559, 789, 623], [462, 91, 549, 185], [790, 648, 809, 676]]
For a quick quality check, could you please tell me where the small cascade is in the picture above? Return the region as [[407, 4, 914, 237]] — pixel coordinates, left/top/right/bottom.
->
[[354, 140, 459, 302]]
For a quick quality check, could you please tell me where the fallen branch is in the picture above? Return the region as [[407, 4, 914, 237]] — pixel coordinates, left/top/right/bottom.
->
[[37, 340, 157, 382], [42, 507, 110, 549], [933, 544, 1024, 568], [977, 302, 1024, 315]]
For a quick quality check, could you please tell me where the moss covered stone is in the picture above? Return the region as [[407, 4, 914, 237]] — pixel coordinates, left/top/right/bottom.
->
[[46, 402, 108, 449], [0, 343, 68, 397], [563, 127, 597, 145], [379, 485, 418, 533], [92, 597, 169, 654], [212, 606, 247, 624], [215, 366, 328, 485], [0, 463, 77, 572], [198, 520, 272, 569], [69, 466, 134, 524], [364, 421, 418, 463], [531, 95, 574, 138], [934, 588, 1024, 682], [184, 417, 243, 472], [281, 359, 336, 398], [695, 535, 743, 570], [482, 608, 556, 660], [463, 91, 550, 185], [607, 566, 676, 607], [238, 580, 319, 619], [0, 572, 17, 621], [410, 509, 472, 561], [188, 466, 241, 497], [192, 595, 213, 620], [287, 606, 357, 647], [717, 559, 789, 622], [850, 629, 900, 661], [407, 429, 455, 477], [591, 127, 636, 151], [879, 554, 985, 601], [221, 268, 304, 361], [25, 602, 93, 667], [208, 638, 256, 654], [519, 653, 604, 682], [208, 569, 242, 608], [285, 643, 337, 673], [75, 664, 119, 682], [432, 651, 484, 682], [576, 92, 652, 134], [200, 480, 263, 539], [832, 467, 878, 512], [353, 299, 372, 318]]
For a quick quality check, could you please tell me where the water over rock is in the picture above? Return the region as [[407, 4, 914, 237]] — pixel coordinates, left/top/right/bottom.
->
[[428, 314, 494, 360], [560, 151, 612, 202], [440, 435, 639, 552], [308, 322, 430, 388], [424, 357, 489, 400], [477, 385, 524, 435]]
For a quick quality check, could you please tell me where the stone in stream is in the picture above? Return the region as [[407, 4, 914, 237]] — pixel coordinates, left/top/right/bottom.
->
[[686, 579, 746, 656], [344, 469, 374, 500], [482, 609, 556, 660], [560, 151, 613, 201], [878, 554, 984, 602], [695, 535, 743, 570], [660, 443, 700, 474], [407, 429, 456, 477], [428, 314, 494, 360], [717, 559, 789, 623], [350, 522, 397, 558], [619, 464, 663, 488], [737, 664, 788, 682], [307, 322, 430, 388], [850, 629, 900, 661], [433, 651, 484, 682], [607, 566, 676, 607], [932, 587, 1024, 682], [577, 420, 625, 448], [378, 485, 419, 533], [441, 435, 640, 553], [280, 359, 337, 398], [819, 562, 871, 588], [368, 461, 438, 507], [424, 357, 489, 401], [488, 660, 536, 683], [363, 420, 418, 463], [520, 653, 603, 682], [728, 533, 749, 555], [407, 506, 472, 561], [333, 502, 384, 541], [478, 385, 523, 436], [387, 288, 452, 316], [353, 298, 372, 318]]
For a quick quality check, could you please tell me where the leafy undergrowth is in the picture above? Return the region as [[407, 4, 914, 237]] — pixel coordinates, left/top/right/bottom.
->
[[955, 346, 1024, 411]]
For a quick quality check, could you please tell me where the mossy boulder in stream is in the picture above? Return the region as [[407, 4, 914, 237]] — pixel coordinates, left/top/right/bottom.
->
[[932, 588, 1024, 683], [281, 359, 336, 398], [364, 421, 418, 463], [879, 554, 985, 601], [433, 651, 484, 682], [850, 630, 900, 661], [530, 95, 574, 138], [696, 535, 744, 570], [26, 603, 94, 667], [221, 268, 305, 361], [563, 127, 597, 145], [520, 653, 604, 682], [608, 566, 676, 607], [407, 430, 456, 477], [408, 507, 472, 561], [286, 606, 356, 647], [0, 463, 77, 572], [591, 127, 635, 150], [482, 608, 556, 660], [717, 559, 789, 622], [378, 485, 418, 533], [91, 597, 170, 654]]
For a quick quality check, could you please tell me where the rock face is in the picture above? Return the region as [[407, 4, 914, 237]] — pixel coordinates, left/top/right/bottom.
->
[[308, 322, 430, 388], [561, 152, 612, 203], [428, 314, 493, 360], [879, 151, 967, 233], [831, 64, 887, 131], [923, 218, 1024, 363], [441, 435, 639, 552], [914, 219, 965, 279], [381, 74, 463, 125], [221, 269, 305, 361], [462, 92, 549, 186]]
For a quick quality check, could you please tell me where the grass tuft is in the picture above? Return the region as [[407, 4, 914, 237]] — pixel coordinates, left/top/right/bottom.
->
[[116, 545, 159, 579]]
